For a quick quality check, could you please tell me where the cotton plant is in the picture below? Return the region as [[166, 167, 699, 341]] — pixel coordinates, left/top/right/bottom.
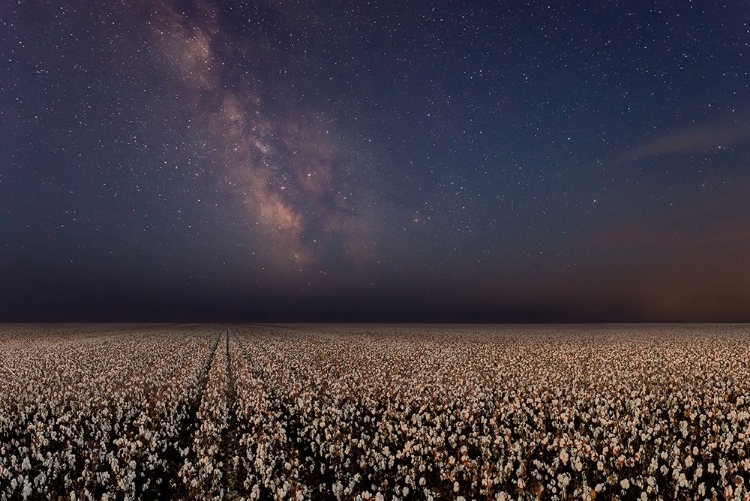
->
[[0, 326, 218, 500], [225, 325, 750, 500], [1, 324, 750, 499]]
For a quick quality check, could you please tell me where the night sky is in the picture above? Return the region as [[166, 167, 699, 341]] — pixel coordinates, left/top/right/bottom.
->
[[2, 1, 749, 322]]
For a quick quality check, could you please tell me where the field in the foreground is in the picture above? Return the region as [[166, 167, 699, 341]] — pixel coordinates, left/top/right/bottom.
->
[[1, 325, 749, 500]]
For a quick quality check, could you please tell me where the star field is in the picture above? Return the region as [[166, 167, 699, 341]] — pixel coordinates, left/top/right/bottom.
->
[[1, 0, 749, 321]]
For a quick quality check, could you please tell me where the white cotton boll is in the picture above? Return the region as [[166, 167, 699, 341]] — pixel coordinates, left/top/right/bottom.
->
[[453, 481, 460, 493], [620, 479, 630, 490], [678, 472, 688, 488], [21, 480, 32, 500]]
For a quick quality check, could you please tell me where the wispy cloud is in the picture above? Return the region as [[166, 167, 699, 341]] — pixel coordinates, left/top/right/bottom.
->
[[618, 121, 750, 163]]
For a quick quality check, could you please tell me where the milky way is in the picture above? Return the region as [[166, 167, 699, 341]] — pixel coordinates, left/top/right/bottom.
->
[[1, 0, 749, 321], [148, 1, 378, 266]]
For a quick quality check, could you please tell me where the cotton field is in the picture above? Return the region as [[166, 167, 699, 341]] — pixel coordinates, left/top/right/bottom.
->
[[1, 325, 749, 500]]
